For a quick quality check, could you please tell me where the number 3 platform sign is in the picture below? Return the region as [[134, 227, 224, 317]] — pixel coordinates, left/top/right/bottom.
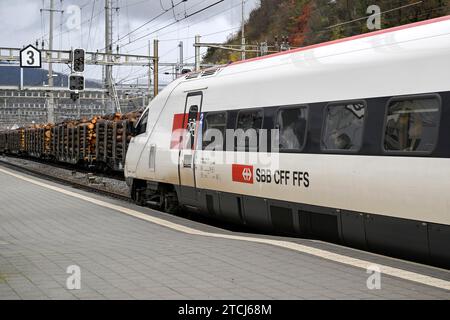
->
[[20, 45, 42, 68]]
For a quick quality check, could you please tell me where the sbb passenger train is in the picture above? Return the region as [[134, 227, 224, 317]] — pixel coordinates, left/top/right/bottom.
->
[[126, 16, 450, 267]]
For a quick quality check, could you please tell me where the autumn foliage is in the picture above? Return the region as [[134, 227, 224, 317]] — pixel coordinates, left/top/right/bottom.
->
[[203, 0, 450, 64]]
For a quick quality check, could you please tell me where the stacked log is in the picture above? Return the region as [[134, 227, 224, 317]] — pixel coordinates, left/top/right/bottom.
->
[[124, 110, 142, 143], [0, 131, 5, 152], [2, 107, 146, 171], [44, 124, 52, 155], [116, 123, 125, 159], [21, 124, 50, 157], [19, 128, 25, 152], [96, 119, 107, 162], [107, 121, 114, 160], [88, 116, 97, 159], [78, 116, 97, 161], [62, 124, 68, 159]]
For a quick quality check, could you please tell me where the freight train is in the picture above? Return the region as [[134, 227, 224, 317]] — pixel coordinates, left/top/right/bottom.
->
[[0, 112, 141, 172], [124, 16, 450, 267]]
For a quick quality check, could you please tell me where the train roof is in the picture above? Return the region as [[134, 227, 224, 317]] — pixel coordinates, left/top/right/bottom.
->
[[162, 15, 450, 110], [228, 15, 450, 68]]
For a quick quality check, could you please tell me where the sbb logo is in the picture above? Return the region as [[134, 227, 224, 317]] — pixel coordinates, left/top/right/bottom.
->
[[232, 164, 254, 184], [242, 168, 252, 182]]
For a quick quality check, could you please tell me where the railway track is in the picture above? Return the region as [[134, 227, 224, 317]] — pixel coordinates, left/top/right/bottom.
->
[[0, 157, 131, 203], [1, 154, 126, 181]]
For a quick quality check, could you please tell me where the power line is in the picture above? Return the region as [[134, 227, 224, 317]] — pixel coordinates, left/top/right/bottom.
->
[[119, 0, 225, 50], [38, 1, 92, 43], [114, 0, 232, 54], [101, 0, 187, 51], [159, 54, 196, 72], [126, 26, 240, 55], [125, 0, 222, 43], [38, 3, 104, 45], [116, 71, 149, 84], [152, 0, 242, 42], [160, 0, 170, 11], [159, 26, 241, 42], [306, 1, 448, 42], [112, 0, 221, 49], [116, 0, 121, 45], [86, 0, 97, 51], [160, 45, 181, 58], [327, 1, 424, 29], [121, 0, 149, 9], [178, 0, 211, 14], [40, 0, 45, 44]]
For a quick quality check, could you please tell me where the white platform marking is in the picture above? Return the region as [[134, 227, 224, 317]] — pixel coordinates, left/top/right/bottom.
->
[[1, 167, 449, 291]]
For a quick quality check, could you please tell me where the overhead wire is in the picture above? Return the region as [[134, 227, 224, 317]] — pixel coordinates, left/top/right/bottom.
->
[[118, 0, 226, 50], [86, 0, 97, 51], [152, 0, 242, 42], [37, 0, 92, 43], [119, 0, 216, 44], [38, 3, 104, 46], [101, 0, 187, 51], [59, 0, 64, 73]]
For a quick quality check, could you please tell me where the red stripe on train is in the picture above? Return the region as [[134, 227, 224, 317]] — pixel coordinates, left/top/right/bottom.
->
[[170, 113, 187, 149]]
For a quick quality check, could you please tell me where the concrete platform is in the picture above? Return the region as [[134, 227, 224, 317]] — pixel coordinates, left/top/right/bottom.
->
[[0, 164, 449, 300]]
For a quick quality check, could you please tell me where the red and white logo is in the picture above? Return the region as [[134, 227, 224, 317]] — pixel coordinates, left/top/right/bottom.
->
[[232, 164, 254, 184]]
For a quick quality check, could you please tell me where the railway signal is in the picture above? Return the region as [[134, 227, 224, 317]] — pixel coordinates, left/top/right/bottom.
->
[[69, 49, 85, 95], [72, 48, 85, 72], [69, 74, 85, 91], [70, 92, 80, 102]]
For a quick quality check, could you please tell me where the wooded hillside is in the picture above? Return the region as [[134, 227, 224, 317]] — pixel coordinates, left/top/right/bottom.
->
[[203, 0, 450, 64]]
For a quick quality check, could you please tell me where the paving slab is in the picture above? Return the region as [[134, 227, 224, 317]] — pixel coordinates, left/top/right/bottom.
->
[[0, 165, 449, 300]]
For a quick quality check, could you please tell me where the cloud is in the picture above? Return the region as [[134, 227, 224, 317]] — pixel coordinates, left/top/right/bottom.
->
[[0, 0, 42, 41], [0, 0, 260, 82], [117, 0, 258, 24]]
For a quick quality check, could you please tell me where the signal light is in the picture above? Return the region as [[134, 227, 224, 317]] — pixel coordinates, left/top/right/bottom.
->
[[70, 92, 80, 102], [72, 48, 85, 72], [69, 74, 85, 91]]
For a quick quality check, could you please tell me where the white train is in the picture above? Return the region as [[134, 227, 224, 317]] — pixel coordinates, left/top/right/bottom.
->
[[125, 16, 450, 267]]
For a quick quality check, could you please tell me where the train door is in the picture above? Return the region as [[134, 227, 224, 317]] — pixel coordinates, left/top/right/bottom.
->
[[178, 92, 203, 204], [125, 108, 149, 176]]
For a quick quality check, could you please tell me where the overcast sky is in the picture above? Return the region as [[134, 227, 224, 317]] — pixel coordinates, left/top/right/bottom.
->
[[0, 0, 260, 84]]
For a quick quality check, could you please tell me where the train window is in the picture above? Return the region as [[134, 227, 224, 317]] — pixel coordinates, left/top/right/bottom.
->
[[134, 109, 149, 136], [202, 112, 227, 150], [383, 96, 440, 153], [185, 105, 198, 149], [277, 107, 308, 151], [236, 109, 263, 131], [235, 109, 264, 152], [322, 101, 366, 152]]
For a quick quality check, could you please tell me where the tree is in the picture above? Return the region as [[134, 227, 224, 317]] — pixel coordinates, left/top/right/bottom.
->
[[203, 0, 450, 64]]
